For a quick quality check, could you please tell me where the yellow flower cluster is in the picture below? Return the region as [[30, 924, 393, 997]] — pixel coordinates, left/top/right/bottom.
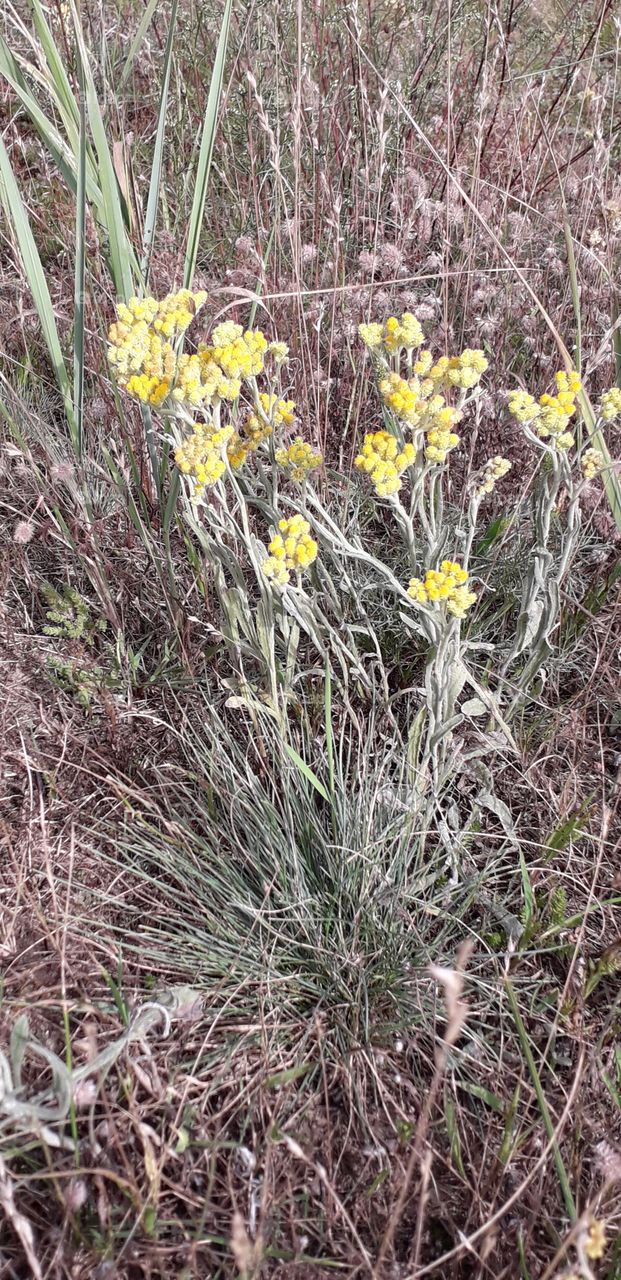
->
[[581, 447, 604, 479], [359, 312, 424, 353], [380, 372, 421, 421], [408, 561, 476, 619], [200, 322, 268, 380], [600, 387, 621, 420], [175, 422, 234, 499], [262, 515, 318, 586], [475, 455, 512, 497], [227, 394, 297, 471], [354, 430, 416, 497], [584, 1217, 606, 1261], [107, 290, 208, 406], [429, 349, 488, 389], [268, 340, 290, 364], [275, 437, 323, 482], [507, 371, 581, 450], [426, 413, 461, 464]]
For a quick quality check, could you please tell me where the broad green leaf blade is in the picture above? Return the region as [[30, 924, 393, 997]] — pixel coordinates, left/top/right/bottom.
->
[[0, 131, 76, 437], [183, 0, 233, 288], [141, 0, 180, 283]]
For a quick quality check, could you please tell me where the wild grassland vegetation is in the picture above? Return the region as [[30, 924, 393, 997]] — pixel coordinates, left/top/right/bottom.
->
[[0, 0, 621, 1276]]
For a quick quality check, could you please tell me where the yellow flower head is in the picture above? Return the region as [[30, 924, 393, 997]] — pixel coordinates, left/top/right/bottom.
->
[[600, 386, 621, 420], [425, 427, 460, 464], [227, 431, 251, 471], [584, 1217, 606, 1261], [379, 372, 423, 425], [581, 447, 604, 479], [383, 312, 425, 352], [408, 561, 476, 619], [508, 373, 580, 450], [174, 421, 234, 500], [276, 437, 323, 482], [268, 340, 290, 365], [430, 349, 488, 390], [200, 325, 268, 381], [258, 392, 296, 428], [262, 514, 318, 586], [359, 313, 424, 355], [355, 430, 416, 497], [358, 322, 384, 349], [108, 290, 208, 406], [475, 455, 512, 497]]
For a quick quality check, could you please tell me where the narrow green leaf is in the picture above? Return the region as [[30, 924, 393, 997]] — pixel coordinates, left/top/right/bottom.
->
[[0, 131, 76, 438], [119, 0, 163, 89], [324, 657, 334, 802], [283, 744, 330, 803], [505, 979, 576, 1222], [27, 0, 80, 130], [73, 67, 87, 456], [518, 849, 534, 929], [69, 0, 136, 299], [266, 1063, 312, 1088], [0, 35, 101, 210], [183, 0, 233, 288], [579, 387, 621, 533], [563, 214, 581, 376], [141, 0, 179, 283]]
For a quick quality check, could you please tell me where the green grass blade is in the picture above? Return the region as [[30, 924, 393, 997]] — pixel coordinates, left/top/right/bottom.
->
[[182, 0, 233, 289], [69, 1, 136, 299], [284, 745, 330, 803], [140, 0, 179, 284], [0, 131, 76, 440], [505, 979, 576, 1222], [73, 70, 87, 457], [27, 0, 80, 130], [563, 214, 581, 376], [578, 388, 621, 532], [324, 657, 334, 802], [613, 294, 621, 388], [119, 0, 163, 90], [0, 35, 101, 209]]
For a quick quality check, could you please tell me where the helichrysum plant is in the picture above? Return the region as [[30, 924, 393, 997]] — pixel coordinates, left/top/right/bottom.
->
[[107, 294, 617, 798]]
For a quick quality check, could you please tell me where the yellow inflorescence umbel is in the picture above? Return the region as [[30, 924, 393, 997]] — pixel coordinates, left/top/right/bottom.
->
[[201, 322, 268, 380], [429, 349, 488, 389], [107, 291, 207, 406], [380, 372, 421, 423], [408, 561, 476, 619], [275, 437, 323, 482], [377, 371, 463, 462], [226, 394, 298, 470], [581, 447, 604, 479], [174, 422, 234, 500], [267, 340, 290, 364], [600, 387, 621, 420], [475, 455, 512, 497], [262, 515, 318, 586], [354, 430, 416, 497], [507, 371, 581, 450], [359, 312, 424, 354]]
